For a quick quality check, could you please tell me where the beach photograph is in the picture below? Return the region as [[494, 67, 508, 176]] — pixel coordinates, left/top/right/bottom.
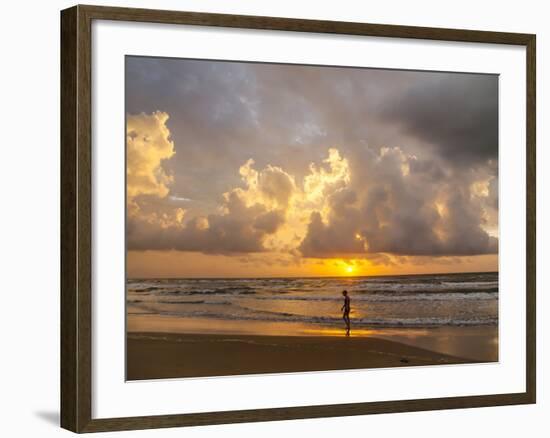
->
[[125, 57, 499, 380]]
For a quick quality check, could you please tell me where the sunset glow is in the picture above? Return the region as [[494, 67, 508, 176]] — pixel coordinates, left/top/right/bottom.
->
[[126, 57, 498, 278]]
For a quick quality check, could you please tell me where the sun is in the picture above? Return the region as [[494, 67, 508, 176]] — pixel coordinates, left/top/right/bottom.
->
[[345, 266, 354, 274]]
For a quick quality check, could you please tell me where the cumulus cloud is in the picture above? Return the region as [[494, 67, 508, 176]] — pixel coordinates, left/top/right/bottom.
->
[[127, 150, 292, 254], [299, 210, 365, 258], [127, 131, 498, 259], [125, 58, 499, 267], [299, 147, 498, 258], [127, 111, 175, 215], [231, 159, 296, 210], [128, 195, 276, 253]]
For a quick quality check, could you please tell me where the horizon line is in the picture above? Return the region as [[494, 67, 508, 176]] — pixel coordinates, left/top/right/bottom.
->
[[127, 270, 498, 281]]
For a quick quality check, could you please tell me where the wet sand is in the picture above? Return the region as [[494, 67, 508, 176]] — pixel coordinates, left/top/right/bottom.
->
[[126, 332, 475, 380], [127, 314, 498, 363]]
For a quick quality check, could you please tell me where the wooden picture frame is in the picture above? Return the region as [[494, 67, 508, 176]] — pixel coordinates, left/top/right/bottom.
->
[[61, 4, 536, 433]]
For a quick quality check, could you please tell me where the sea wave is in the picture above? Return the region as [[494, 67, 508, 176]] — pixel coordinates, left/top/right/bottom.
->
[[251, 291, 498, 302], [155, 288, 256, 296], [126, 273, 499, 329], [127, 281, 498, 297], [143, 309, 498, 328]]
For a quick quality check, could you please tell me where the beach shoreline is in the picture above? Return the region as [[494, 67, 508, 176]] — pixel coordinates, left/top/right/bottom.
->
[[128, 313, 498, 361], [126, 331, 481, 380], [126, 270, 499, 379]]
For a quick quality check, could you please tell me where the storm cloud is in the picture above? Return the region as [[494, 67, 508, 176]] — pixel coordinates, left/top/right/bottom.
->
[[381, 74, 498, 164], [299, 146, 497, 258], [125, 57, 499, 264]]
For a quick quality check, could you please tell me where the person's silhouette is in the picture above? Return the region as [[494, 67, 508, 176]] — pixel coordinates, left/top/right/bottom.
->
[[341, 290, 351, 336]]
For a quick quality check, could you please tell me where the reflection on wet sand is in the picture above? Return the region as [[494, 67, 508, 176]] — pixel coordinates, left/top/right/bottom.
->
[[128, 314, 498, 363]]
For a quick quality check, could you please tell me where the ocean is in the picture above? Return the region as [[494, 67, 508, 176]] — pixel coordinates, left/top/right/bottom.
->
[[127, 272, 498, 332]]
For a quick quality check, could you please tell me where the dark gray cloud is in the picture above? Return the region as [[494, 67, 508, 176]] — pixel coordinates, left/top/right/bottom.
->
[[381, 74, 498, 164]]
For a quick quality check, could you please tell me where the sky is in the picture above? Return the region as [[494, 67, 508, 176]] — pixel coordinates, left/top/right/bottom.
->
[[125, 56, 498, 278]]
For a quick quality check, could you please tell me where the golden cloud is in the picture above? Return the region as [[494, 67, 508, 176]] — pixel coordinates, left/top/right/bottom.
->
[[126, 132, 498, 261], [127, 111, 175, 215]]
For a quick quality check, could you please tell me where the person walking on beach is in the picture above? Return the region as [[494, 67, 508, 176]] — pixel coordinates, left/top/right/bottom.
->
[[341, 290, 351, 336]]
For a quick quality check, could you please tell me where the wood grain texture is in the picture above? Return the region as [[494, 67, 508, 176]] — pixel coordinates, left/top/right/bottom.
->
[[61, 5, 94, 432], [60, 4, 537, 433], [79, 4, 534, 44], [82, 393, 534, 433], [525, 34, 536, 403], [60, 5, 78, 432]]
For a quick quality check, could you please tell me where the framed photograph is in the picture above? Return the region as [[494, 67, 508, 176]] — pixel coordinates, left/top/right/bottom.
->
[[60, 4, 536, 433]]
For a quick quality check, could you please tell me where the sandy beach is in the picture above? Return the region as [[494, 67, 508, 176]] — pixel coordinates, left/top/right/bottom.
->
[[127, 331, 475, 380], [126, 272, 498, 380]]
